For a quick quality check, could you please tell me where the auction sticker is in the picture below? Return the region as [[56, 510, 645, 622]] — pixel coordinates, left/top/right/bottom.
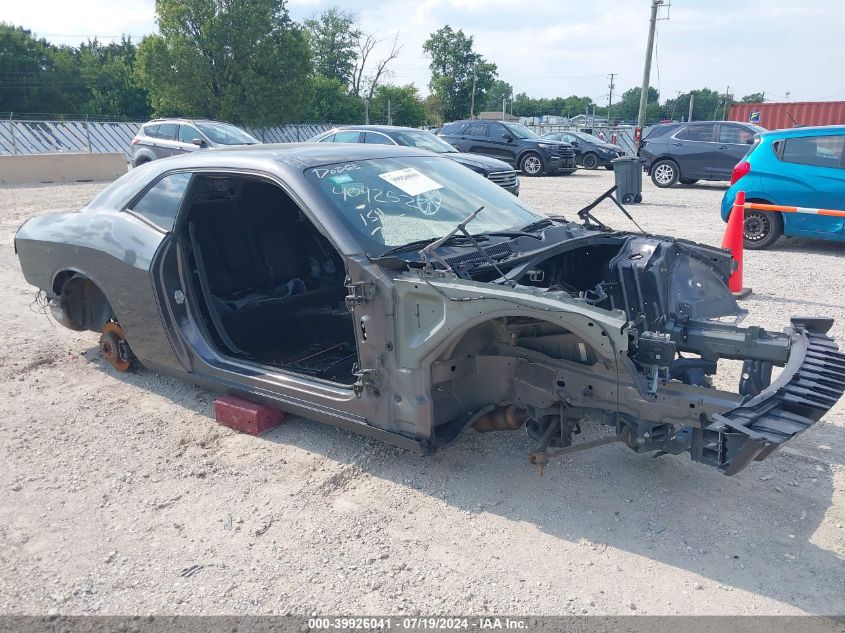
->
[[379, 168, 443, 196]]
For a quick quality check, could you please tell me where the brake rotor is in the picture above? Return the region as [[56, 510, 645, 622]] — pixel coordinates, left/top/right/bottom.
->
[[99, 322, 132, 372]]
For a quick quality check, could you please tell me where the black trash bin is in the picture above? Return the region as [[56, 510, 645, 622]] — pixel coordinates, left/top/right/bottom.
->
[[611, 156, 644, 204]]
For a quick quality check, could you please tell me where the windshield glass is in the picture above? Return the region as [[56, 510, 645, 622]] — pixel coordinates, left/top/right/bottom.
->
[[196, 122, 259, 145], [503, 123, 539, 139], [306, 156, 541, 257], [392, 130, 457, 153]]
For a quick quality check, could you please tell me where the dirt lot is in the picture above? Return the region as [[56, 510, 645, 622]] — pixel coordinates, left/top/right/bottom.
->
[[0, 169, 843, 616]]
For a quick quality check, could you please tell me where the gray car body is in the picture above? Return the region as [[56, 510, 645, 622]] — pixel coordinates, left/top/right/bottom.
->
[[14, 144, 845, 475]]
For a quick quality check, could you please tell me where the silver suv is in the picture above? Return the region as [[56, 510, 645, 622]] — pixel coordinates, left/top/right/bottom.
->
[[131, 118, 260, 167]]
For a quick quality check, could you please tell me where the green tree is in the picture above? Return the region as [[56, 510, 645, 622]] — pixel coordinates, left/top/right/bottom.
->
[[612, 86, 660, 123], [304, 7, 360, 86], [511, 93, 596, 119], [482, 79, 513, 113], [135, 0, 312, 125], [740, 92, 765, 103], [0, 23, 88, 115], [368, 84, 425, 127], [310, 75, 364, 122], [78, 38, 150, 118], [663, 88, 722, 122], [423, 26, 497, 122]]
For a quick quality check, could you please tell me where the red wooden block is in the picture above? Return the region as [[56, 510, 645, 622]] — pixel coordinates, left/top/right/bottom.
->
[[214, 396, 284, 436]]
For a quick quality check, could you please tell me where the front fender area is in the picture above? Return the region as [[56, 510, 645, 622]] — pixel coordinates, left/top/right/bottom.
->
[[393, 272, 628, 369], [390, 273, 845, 476], [390, 272, 631, 445]]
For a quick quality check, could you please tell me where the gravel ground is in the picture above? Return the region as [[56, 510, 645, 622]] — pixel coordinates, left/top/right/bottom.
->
[[0, 169, 843, 617]]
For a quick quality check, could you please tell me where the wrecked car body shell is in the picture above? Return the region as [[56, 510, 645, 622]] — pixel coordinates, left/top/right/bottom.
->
[[14, 145, 845, 476]]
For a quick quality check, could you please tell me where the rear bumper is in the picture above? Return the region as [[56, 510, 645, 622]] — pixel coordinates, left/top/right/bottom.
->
[[691, 317, 845, 475]]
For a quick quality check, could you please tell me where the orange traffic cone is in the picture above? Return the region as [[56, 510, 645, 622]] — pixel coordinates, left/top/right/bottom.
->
[[721, 191, 752, 299]]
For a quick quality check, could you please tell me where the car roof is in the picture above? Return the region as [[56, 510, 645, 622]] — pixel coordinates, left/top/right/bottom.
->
[[443, 120, 511, 125], [189, 142, 433, 167], [143, 118, 235, 126], [759, 124, 845, 139], [88, 143, 441, 212], [332, 125, 428, 133]]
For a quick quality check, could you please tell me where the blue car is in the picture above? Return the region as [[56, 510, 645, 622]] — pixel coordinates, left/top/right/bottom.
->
[[721, 125, 845, 249]]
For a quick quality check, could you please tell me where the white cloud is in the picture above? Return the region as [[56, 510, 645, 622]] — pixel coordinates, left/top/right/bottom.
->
[[4, 0, 156, 44], [7, 0, 845, 103]]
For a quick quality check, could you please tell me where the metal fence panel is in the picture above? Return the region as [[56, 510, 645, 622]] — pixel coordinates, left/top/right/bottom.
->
[[0, 120, 336, 160], [525, 124, 637, 155]]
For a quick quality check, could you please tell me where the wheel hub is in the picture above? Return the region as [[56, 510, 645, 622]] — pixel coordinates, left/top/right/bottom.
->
[[654, 164, 674, 184], [99, 322, 132, 372], [524, 157, 541, 174], [744, 213, 769, 241]]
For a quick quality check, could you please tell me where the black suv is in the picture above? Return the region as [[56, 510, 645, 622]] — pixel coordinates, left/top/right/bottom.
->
[[638, 121, 766, 187], [438, 120, 577, 176]]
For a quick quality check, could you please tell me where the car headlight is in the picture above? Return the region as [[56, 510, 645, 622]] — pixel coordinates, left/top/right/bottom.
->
[[537, 143, 549, 149]]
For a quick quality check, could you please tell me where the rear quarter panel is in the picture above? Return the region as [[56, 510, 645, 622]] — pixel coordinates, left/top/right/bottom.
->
[[16, 209, 183, 371]]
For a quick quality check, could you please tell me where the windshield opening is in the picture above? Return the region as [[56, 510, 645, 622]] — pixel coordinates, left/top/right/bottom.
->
[[305, 156, 541, 257], [393, 130, 458, 153], [503, 123, 539, 139], [196, 122, 260, 145]]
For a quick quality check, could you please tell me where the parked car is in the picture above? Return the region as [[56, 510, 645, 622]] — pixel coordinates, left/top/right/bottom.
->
[[131, 118, 260, 167], [639, 121, 766, 187], [438, 120, 577, 176], [14, 145, 844, 476], [721, 125, 845, 249], [310, 125, 519, 195], [541, 131, 625, 169]]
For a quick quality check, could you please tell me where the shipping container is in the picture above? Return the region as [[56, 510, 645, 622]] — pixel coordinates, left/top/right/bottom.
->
[[729, 101, 845, 131]]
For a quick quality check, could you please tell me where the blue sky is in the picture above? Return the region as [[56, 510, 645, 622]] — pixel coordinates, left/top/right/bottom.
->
[[4, 0, 844, 104]]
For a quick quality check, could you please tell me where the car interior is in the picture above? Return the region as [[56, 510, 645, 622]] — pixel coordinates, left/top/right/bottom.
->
[[179, 174, 358, 384]]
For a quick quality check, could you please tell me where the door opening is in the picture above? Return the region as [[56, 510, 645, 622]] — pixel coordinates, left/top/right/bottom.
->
[[178, 174, 358, 384]]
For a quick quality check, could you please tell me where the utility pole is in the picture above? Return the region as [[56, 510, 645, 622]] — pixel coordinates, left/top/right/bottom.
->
[[387, 100, 392, 126], [365, 100, 369, 124], [470, 66, 477, 119], [636, 0, 665, 147], [669, 90, 682, 121], [502, 97, 506, 121], [688, 93, 694, 122], [607, 73, 617, 124]]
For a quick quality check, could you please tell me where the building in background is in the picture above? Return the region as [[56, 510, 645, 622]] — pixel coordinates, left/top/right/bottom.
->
[[729, 101, 845, 130]]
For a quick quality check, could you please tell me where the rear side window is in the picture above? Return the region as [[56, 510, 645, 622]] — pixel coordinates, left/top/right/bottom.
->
[[719, 125, 755, 145], [143, 124, 160, 138], [440, 123, 464, 135], [156, 123, 177, 140], [333, 130, 362, 143], [464, 123, 487, 137], [676, 124, 715, 142], [364, 132, 394, 145], [781, 136, 844, 169], [129, 172, 192, 231], [643, 124, 676, 139]]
